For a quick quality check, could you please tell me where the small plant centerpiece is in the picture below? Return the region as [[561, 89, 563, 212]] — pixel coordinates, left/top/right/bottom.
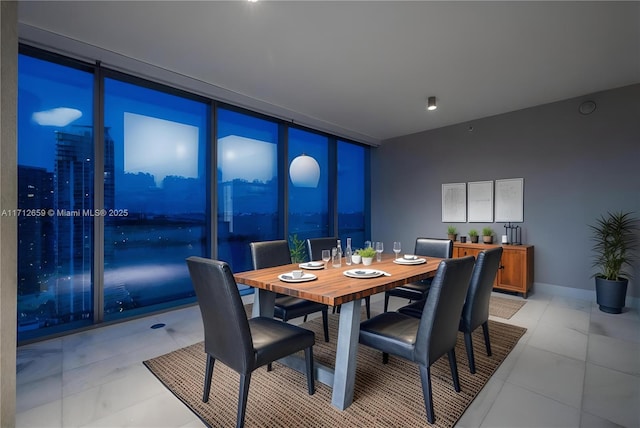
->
[[447, 225, 458, 242], [288, 234, 308, 263], [469, 229, 479, 243], [590, 211, 638, 314], [357, 247, 377, 266], [482, 227, 494, 244]]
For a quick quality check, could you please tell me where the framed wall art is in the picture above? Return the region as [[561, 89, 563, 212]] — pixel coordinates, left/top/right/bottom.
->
[[495, 178, 524, 222], [467, 180, 494, 222], [442, 182, 467, 222]]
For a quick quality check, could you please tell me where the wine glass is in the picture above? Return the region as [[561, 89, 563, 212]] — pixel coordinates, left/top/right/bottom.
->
[[375, 241, 384, 262], [393, 241, 401, 259], [321, 249, 331, 269]]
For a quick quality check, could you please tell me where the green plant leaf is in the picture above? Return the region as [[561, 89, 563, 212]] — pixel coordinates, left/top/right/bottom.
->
[[288, 234, 308, 263], [589, 211, 638, 280]]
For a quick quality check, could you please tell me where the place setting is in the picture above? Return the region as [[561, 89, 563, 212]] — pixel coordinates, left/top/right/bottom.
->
[[298, 261, 326, 270], [278, 269, 317, 283], [343, 268, 391, 279], [391, 241, 427, 265], [393, 254, 427, 265]]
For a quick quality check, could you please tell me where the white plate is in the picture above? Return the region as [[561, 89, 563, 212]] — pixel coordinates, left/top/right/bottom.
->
[[343, 269, 384, 279], [299, 262, 326, 270], [393, 257, 427, 265], [278, 272, 317, 283]]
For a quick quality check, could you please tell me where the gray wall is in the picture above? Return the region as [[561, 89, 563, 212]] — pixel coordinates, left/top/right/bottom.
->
[[371, 84, 640, 300]]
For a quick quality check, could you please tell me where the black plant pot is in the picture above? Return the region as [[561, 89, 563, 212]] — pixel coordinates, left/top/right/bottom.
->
[[595, 276, 628, 314]]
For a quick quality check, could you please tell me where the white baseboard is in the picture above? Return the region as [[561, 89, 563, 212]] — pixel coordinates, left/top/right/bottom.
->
[[533, 282, 640, 311]]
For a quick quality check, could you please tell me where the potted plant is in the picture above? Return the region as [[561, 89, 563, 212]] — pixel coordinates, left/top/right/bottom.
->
[[357, 247, 377, 266], [482, 227, 494, 244], [590, 211, 638, 314], [289, 234, 308, 263], [447, 225, 458, 242], [469, 229, 479, 243]]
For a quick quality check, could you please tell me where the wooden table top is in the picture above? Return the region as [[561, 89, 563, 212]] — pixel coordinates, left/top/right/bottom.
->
[[233, 254, 442, 306]]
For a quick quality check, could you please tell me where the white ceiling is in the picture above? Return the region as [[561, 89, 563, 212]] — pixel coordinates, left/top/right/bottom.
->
[[17, 1, 640, 146]]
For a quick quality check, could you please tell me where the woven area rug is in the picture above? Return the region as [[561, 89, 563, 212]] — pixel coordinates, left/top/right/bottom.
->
[[144, 310, 526, 427], [488, 295, 527, 319]]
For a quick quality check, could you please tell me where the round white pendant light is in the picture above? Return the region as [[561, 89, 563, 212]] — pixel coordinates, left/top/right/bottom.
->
[[289, 154, 320, 188]]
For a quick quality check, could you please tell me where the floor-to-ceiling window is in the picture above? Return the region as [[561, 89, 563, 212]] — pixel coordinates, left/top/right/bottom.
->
[[17, 54, 95, 338], [103, 77, 209, 320], [338, 140, 367, 249], [17, 46, 369, 342], [288, 128, 330, 247], [216, 107, 280, 276]]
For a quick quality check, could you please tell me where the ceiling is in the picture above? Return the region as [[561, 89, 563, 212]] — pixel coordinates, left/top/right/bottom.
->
[[17, 1, 640, 146]]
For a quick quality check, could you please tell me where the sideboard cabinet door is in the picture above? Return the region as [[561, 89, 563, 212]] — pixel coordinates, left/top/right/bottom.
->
[[453, 242, 534, 298]]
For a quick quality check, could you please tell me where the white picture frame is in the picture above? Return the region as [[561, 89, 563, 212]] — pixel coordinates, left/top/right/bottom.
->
[[467, 181, 494, 222], [495, 178, 524, 222], [442, 182, 467, 222]]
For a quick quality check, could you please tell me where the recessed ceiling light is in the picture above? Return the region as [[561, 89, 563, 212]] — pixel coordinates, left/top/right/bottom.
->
[[426, 96, 437, 111]]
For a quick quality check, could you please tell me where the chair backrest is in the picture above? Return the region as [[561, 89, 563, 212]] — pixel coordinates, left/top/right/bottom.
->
[[414, 256, 475, 366], [185, 256, 254, 374], [460, 247, 503, 332], [306, 237, 338, 262], [414, 237, 453, 259], [250, 240, 292, 269]]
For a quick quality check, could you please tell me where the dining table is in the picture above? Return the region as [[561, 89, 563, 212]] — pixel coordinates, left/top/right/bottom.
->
[[233, 253, 442, 410]]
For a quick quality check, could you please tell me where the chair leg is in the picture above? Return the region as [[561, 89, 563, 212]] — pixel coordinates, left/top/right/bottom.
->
[[448, 349, 461, 392], [321, 309, 329, 342], [203, 354, 215, 402], [419, 364, 435, 424], [304, 346, 315, 395], [482, 321, 492, 356], [236, 373, 251, 428], [464, 331, 476, 374], [303, 315, 308, 322], [267, 363, 272, 371], [384, 292, 390, 313], [365, 296, 371, 319], [382, 352, 389, 364]]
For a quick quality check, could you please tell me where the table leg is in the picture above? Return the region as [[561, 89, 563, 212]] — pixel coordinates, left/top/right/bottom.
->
[[331, 298, 361, 410], [254, 289, 361, 410], [252, 288, 275, 318]]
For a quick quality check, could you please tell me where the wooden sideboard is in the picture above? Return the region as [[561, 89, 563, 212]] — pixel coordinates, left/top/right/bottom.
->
[[453, 242, 534, 298]]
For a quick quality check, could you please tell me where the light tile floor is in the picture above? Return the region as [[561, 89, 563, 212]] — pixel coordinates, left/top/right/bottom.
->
[[16, 289, 640, 427]]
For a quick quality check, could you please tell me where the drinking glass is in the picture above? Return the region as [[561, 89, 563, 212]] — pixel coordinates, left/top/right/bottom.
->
[[393, 241, 401, 259], [321, 249, 331, 269], [375, 241, 384, 262]]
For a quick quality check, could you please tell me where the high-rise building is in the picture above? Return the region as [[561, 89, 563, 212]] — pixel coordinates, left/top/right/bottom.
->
[[17, 166, 55, 296], [16, 126, 116, 328]]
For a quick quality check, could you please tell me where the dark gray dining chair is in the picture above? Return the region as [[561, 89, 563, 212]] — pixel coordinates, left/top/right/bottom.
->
[[250, 240, 329, 342], [383, 237, 453, 312], [359, 256, 475, 424], [399, 247, 503, 374], [306, 237, 340, 263], [186, 256, 315, 428], [306, 237, 371, 319]]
